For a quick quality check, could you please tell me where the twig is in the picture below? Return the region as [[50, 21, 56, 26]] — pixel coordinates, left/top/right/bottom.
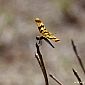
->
[[71, 40, 85, 74], [35, 43, 49, 85], [49, 74, 63, 85], [35, 53, 42, 70], [72, 68, 83, 85]]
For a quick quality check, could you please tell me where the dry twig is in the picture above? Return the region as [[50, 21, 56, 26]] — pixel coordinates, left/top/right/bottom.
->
[[35, 43, 49, 85], [49, 74, 63, 85], [72, 68, 83, 85], [71, 40, 85, 74]]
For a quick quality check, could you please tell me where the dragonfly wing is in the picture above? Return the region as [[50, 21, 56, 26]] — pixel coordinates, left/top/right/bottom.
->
[[35, 18, 60, 42], [45, 32, 60, 42]]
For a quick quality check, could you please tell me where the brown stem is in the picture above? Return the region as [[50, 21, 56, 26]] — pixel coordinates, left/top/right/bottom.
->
[[35, 43, 49, 85], [71, 40, 85, 74], [49, 74, 63, 85], [72, 68, 83, 85]]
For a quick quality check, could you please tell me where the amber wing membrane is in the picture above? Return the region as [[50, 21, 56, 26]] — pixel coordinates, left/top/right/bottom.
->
[[35, 18, 60, 42]]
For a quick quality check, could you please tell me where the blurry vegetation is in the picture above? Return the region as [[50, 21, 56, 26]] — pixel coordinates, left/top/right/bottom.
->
[[0, 0, 84, 85], [50, 0, 73, 11], [0, 10, 14, 36], [0, 11, 14, 26], [59, 0, 78, 24], [58, 0, 73, 11], [51, 0, 78, 24], [4, 13, 13, 25]]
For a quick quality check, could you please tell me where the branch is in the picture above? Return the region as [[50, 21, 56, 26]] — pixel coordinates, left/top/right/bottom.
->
[[49, 74, 63, 85], [72, 68, 83, 85], [71, 40, 85, 74], [35, 43, 49, 85]]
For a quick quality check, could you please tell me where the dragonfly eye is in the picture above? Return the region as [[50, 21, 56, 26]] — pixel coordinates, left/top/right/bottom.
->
[[35, 18, 41, 23], [35, 20, 41, 23]]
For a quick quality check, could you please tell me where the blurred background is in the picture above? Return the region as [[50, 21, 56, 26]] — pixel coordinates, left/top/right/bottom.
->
[[0, 0, 85, 85]]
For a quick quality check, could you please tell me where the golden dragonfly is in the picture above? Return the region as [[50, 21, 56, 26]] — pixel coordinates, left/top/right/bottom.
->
[[35, 18, 60, 48]]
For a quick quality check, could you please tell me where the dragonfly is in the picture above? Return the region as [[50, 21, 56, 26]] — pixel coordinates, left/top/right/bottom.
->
[[35, 18, 60, 48]]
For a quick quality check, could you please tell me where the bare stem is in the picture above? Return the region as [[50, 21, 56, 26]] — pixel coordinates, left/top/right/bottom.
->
[[72, 68, 83, 85], [35, 43, 49, 85], [71, 40, 85, 74], [49, 74, 63, 85]]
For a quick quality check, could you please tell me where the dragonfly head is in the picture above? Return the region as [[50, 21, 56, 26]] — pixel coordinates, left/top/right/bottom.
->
[[35, 18, 42, 27]]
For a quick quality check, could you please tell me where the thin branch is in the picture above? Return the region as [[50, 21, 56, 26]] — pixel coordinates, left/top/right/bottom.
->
[[49, 74, 63, 85], [72, 68, 83, 85], [35, 43, 49, 85], [71, 40, 85, 74], [35, 53, 42, 70]]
